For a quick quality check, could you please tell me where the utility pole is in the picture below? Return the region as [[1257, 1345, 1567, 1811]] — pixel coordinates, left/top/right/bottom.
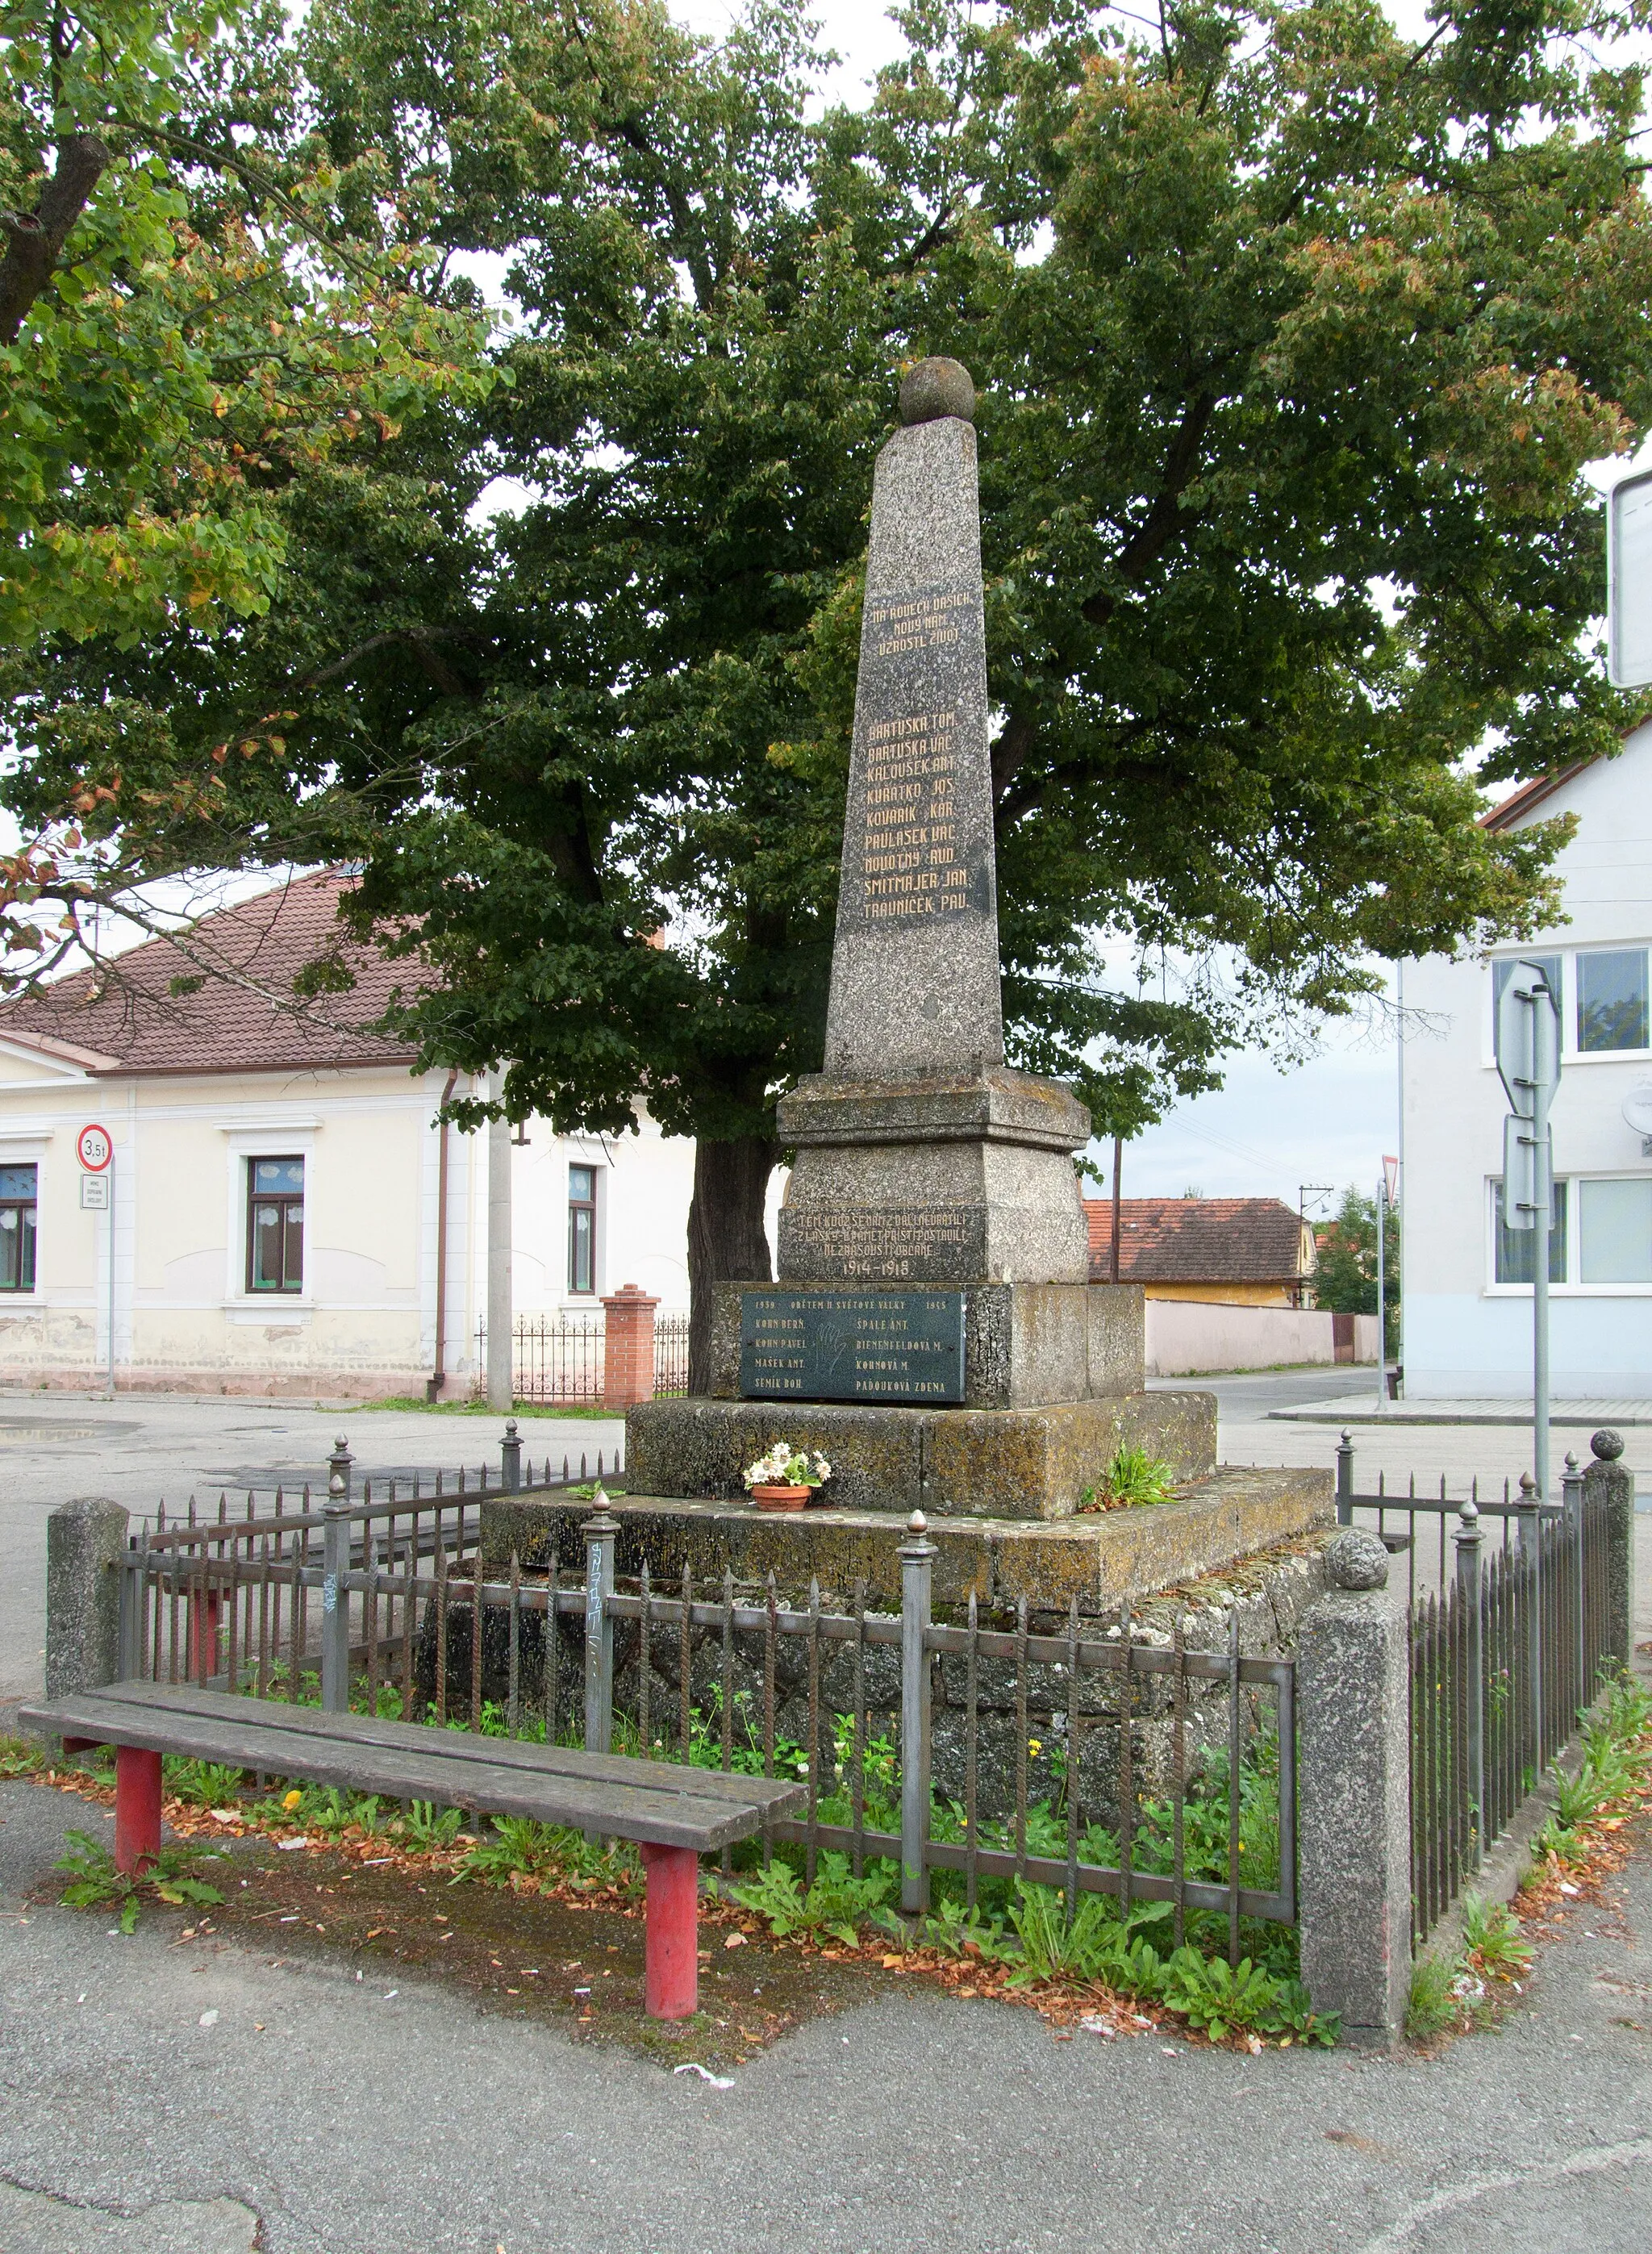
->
[[486, 1067, 514, 1412], [1497, 964, 1561, 1497]]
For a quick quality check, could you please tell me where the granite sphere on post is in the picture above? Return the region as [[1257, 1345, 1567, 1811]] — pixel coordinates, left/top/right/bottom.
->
[[1591, 1427, 1625, 1461], [898, 357, 975, 427], [1323, 1526, 1390, 1590]]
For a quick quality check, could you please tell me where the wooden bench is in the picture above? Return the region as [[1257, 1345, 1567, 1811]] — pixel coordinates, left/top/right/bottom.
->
[[21, 1681, 803, 2018]]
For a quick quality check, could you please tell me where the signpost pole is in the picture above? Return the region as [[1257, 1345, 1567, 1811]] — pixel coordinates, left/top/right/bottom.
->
[[106, 1159, 116, 1400], [1375, 1171, 1387, 1412], [1533, 1046, 1552, 1502]]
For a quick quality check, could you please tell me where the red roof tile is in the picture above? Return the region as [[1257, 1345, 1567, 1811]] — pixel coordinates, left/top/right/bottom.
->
[[0, 871, 422, 1077], [1083, 1196, 1313, 1285]]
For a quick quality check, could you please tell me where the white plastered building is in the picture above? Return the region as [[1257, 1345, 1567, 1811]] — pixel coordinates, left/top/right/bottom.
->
[[0, 872, 706, 1396], [1403, 727, 1652, 1397]]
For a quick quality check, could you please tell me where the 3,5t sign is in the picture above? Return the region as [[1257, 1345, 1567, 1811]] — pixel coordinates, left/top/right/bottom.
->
[[76, 1124, 113, 1172]]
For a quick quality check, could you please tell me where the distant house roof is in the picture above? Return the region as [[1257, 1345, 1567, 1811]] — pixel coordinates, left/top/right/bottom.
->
[[0, 870, 422, 1077], [1083, 1196, 1314, 1287]]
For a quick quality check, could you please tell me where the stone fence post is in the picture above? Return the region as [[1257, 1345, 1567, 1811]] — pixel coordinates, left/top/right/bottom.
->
[[1296, 1526, 1411, 2050], [46, 1496, 129, 1700], [601, 1284, 660, 1409], [1583, 1427, 1636, 1677]]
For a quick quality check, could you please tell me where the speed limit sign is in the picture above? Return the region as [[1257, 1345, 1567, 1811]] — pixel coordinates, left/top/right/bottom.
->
[[76, 1123, 113, 1172]]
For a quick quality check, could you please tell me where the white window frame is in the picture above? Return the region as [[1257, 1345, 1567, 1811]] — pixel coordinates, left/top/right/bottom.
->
[[561, 1151, 605, 1308], [1487, 947, 1652, 1068], [1484, 1168, 1652, 1294], [0, 1133, 48, 1299], [219, 1123, 320, 1317]]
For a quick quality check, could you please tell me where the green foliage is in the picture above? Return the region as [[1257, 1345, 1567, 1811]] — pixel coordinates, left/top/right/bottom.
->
[[1312, 1188, 1401, 1353], [729, 1851, 891, 1946], [0, 1734, 47, 1779], [1461, 1893, 1533, 1981], [163, 1758, 247, 1809], [10, 0, 1639, 1296], [0, 0, 494, 664], [453, 1815, 566, 1885], [1534, 1672, 1652, 1861], [1080, 1446, 1176, 1512], [392, 1799, 464, 1851], [54, 1828, 226, 1931], [1406, 1953, 1460, 2042]]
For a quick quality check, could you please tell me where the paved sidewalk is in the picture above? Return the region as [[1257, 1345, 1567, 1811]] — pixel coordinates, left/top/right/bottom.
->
[[1, 1779, 1648, 2253], [1271, 1392, 1652, 1428]]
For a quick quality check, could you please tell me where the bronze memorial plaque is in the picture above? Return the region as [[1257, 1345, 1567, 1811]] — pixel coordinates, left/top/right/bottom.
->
[[739, 1289, 966, 1405]]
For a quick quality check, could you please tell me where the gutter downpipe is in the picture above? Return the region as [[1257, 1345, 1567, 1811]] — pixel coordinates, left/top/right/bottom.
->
[[427, 1066, 460, 1402]]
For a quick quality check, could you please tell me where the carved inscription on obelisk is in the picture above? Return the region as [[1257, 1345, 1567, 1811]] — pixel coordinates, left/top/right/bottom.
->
[[824, 406, 1002, 1080]]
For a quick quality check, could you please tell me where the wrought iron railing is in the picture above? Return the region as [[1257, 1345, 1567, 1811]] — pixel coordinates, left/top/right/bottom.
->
[[116, 1485, 1293, 1958], [1335, 1434, 1622, 1943]]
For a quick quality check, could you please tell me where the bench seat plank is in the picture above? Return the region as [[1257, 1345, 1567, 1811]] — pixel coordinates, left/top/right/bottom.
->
[[94, 1680, 789, 1809], [22, 1687, 803, 1855]]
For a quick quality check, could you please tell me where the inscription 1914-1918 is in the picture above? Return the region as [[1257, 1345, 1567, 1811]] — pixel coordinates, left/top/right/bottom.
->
[[739, 1289, 965, 1405]]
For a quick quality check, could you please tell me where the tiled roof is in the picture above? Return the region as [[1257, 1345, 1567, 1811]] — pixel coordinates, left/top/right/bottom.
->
[[1479, 761, 1597, 833], [0, 871, 423, 1076], [1083, 1196, 1313, 1285]]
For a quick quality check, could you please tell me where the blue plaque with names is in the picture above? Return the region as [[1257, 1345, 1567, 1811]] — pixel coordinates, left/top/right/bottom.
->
[[739, 1289, 965, 1405]]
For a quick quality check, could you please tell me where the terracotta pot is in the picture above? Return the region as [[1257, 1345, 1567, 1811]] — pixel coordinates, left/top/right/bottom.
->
[[749, 1483, 812, 1512]]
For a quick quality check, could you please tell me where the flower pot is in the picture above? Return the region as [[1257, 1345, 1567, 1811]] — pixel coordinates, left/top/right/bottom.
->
[[749, 1483, 812, 1512]]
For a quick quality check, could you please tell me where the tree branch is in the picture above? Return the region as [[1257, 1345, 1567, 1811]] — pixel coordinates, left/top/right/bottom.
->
[[0, 131, 111, 344]]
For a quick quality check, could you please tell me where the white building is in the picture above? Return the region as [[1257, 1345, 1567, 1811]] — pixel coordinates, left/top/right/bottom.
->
[[1404, 729, 1652, 1397], [0, 872, 707, 1396]]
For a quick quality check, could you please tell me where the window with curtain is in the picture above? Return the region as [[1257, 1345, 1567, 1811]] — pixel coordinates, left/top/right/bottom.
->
[[247, 1157, 304, 1292], [0, 1164, 37, 1291], [568, 1164, 597, 1294], [1492, 1177, 1566, 1284]]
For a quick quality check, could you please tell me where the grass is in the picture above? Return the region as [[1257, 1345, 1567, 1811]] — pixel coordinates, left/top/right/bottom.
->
[[1406, 1892, 1533, 2041], [1078, 1446, 1179, 1513]]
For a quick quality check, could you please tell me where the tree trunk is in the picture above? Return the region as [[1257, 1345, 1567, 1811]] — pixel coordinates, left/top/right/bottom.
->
[[686, 1135, 777, 1396]]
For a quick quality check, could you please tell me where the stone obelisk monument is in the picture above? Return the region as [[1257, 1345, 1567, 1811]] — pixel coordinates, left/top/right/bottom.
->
[[630, 360, 1212, 1516]]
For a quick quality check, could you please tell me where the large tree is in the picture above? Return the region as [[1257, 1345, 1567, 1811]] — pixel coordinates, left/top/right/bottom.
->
[[6, 0, 1648, 1384]]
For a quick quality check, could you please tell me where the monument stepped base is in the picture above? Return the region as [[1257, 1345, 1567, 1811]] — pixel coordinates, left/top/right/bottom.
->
[[625, 1390, 1216, 1521], [478, 1466, 1333, 1617]]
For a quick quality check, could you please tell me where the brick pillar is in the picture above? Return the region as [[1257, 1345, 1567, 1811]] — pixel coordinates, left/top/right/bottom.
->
[[601, 1284, 660, 1409]]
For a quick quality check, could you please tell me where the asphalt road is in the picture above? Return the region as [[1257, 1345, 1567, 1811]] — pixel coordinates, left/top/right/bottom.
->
[[0, 1776, 1647, 2253], [0, 1394, 624, 1705]]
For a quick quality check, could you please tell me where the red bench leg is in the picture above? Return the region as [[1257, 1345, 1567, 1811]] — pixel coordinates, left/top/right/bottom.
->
[[640, 1843, 699, 2019], [114, 1747, 162, 1877]]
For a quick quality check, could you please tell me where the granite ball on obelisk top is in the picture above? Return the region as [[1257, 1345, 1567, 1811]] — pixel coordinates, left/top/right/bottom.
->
[[899, 357, 976, 427]]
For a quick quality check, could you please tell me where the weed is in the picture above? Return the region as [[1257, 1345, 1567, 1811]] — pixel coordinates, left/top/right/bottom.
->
[[1461, 1893, 1532, 1980], [391, 1800, 465, 1851], [1158, 1947, 1333, 2044], [454, 1817, 567, 1884], [163, 1759, 247, 1809], [1078, 1446, 1177, 1512], [54, 1830, 227, 1932], [0, 1735, 46, 1780], [730, 1852, 892, 1945], [1406, 1953, 1458, 2041]]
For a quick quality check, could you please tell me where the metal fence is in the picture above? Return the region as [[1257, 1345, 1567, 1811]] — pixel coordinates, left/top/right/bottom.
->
[[476, 1313, 691, 1404], [116, 1477, 1293, 1960], [1336, 1435, 1617, 1944]]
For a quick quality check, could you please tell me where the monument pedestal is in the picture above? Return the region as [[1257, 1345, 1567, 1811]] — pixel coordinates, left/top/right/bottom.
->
[[628, 1385, 1216, 1521]]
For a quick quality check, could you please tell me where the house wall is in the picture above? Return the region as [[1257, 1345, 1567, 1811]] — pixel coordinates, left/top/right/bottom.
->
[[0, 1054, 712, 1396], [1403, 727, 1652, 1397], [1145, 1300, 1378, 1376]]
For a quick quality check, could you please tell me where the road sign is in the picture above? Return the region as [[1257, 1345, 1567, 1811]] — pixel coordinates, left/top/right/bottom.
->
[[76, 1123, 112, 1172], [1496, 962, 1559, 1118], [1608, 466, 1652, 688], [79, 1174, 109, 1211]]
